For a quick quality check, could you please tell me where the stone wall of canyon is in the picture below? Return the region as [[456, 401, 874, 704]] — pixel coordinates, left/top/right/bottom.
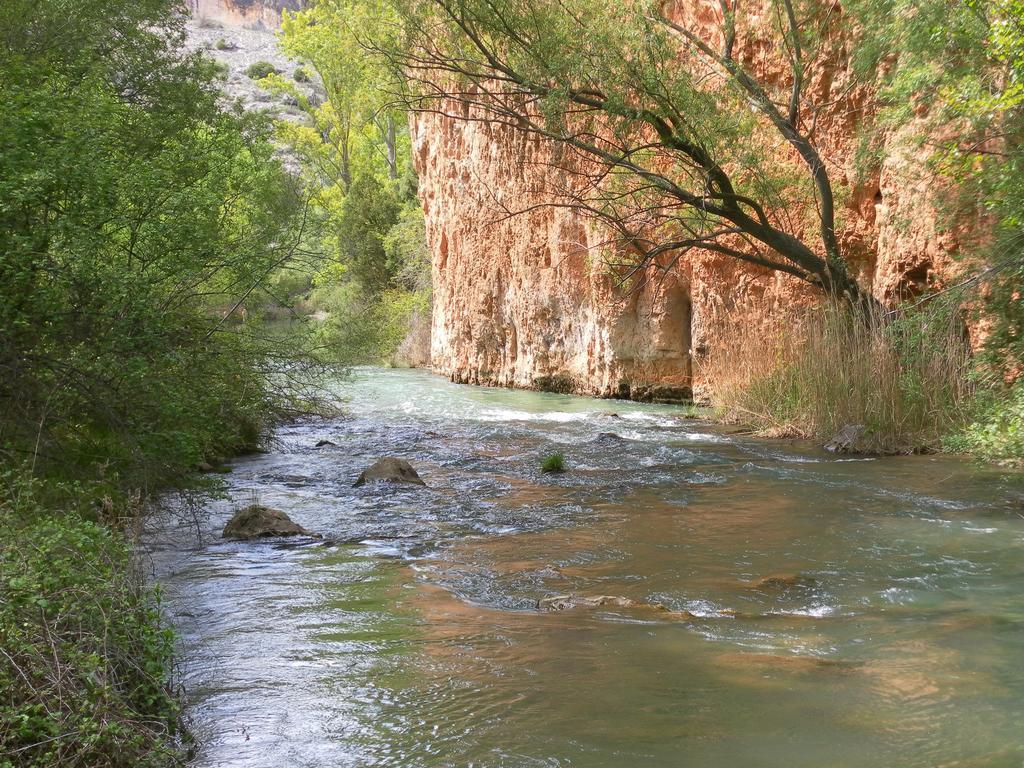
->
[[187, 0, 303, 29], [411, 1, 965, 401]]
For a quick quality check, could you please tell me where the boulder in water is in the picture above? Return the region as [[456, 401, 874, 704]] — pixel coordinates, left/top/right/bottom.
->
[[315, 439, 337, 448], [824, 424, 866, 453], [353, 457, 426, 488], [222, 505, 318, 540]]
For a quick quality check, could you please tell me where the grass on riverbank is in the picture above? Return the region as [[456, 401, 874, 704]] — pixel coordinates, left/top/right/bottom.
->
[[0, 474, 183, 768], [702, 301, 976, 454]]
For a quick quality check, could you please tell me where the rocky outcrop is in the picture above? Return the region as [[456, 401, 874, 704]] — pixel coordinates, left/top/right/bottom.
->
[[410, 1, 968, 401]]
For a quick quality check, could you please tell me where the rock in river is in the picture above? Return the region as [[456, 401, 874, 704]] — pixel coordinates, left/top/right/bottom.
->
[[222, 505, 318, 540], [824, 424, 866, 453], [353, 457, 426, 488]]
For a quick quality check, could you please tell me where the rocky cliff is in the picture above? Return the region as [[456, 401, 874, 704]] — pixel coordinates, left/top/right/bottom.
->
[[411, 2, 966, 401], [187, 0, 303, 29]]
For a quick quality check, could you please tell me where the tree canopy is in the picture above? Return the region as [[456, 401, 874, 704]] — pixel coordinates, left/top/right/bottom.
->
[[0, 0, 312, 490]]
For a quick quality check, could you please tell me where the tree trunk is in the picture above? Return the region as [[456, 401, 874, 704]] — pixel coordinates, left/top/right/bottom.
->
[[386, 116, 398, 180]]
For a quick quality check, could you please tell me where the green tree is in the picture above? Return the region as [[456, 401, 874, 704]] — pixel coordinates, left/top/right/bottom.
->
[[270, 1, 432, 365], [337, 173, 404, 291], [280, 0, 411, 186], [0, 0, 313, 490]]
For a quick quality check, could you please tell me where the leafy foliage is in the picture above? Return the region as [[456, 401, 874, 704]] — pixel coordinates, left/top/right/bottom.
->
[[0, 0, 315, 492], [272, 1, 431, 365], [0, 1, 333, 760], [948, 381, 1024, 462], [246, 60, 280, 79], [337, 173, 404, 292], [0, 474, 180, 767]]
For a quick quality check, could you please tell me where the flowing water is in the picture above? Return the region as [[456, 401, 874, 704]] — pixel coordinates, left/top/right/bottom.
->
[[145, 368, 1024, 767]]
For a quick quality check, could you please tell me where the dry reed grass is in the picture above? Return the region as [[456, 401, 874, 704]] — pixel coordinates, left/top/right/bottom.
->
[[700, 300, 975, 453]]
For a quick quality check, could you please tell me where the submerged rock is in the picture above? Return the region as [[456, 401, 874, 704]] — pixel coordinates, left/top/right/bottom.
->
[[747, 573, 819, 591], [315, 439, 337, 448], [222, 505, 318, 540], [824, 424, 866, 453], [537, 594, 675, 613], [353, 457, 426, 488], [716, 651, 863, 676]]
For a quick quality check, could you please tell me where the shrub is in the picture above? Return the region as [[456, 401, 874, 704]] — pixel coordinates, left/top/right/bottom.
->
[[540, 452, 566, 473], [245, 60, 278, 80], [947, 380, 1024, 463], [214, 37, 231, 50], [293, 66, 311, 82], [0, 475, 181, 767]]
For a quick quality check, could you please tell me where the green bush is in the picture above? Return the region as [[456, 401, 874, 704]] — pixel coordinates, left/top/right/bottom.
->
[[540, 452, 565, 473], [948, 380, 1024, 463], [246, 60, 278, 79], [293, 66, 311, 82], [0, 475, 180, 767]]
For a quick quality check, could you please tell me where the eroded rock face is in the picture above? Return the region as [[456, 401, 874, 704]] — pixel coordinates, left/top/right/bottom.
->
[[222, 505, 317, 539], [411, 0, 968, 400]]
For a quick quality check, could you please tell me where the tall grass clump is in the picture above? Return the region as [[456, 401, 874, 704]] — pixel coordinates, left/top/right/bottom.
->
[[703, 300, 975, 453]]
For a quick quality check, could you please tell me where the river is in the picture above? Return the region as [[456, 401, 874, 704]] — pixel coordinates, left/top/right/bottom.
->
[[144, 368, 1024, 767]]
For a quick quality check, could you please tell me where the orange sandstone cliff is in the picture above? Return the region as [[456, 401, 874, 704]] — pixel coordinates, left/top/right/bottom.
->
[[410, 1, 967, 401]]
